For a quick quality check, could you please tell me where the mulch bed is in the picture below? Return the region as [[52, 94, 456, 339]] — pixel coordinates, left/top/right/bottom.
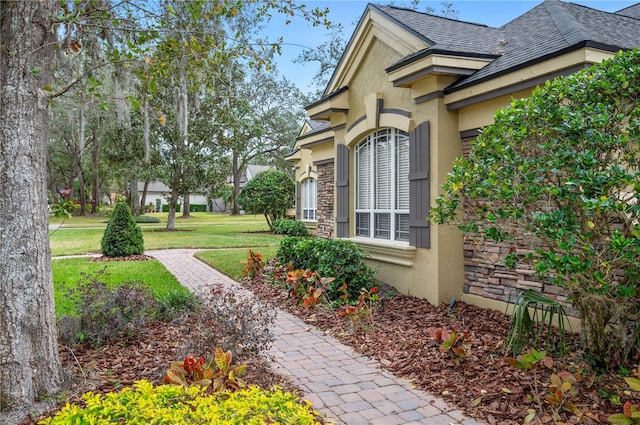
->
[[91, 254, 155, 262], [243, 274, 640, 425], [20, 269, 640, 425], [22, 318, 302, 424]]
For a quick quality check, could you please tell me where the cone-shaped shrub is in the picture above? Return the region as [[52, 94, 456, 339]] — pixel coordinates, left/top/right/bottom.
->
[[101, 202, 144, 257]]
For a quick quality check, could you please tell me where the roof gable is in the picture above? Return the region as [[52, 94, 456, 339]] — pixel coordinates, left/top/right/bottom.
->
[[324, 4, 430, 95]]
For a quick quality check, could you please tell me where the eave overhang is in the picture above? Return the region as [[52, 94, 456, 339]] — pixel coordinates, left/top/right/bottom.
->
[[387, 49, 497, 88], [444, 44, 619, 111], [305, 86, 350, 121]]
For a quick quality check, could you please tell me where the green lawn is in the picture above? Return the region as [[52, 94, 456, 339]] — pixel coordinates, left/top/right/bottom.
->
[[195, 245, 279, 280], [50, 213, 282, 256], [52, 257, 190, 317], [51, 213, 283, 315]]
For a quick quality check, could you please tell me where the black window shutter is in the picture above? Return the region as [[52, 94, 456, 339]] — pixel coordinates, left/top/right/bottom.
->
[[295, 180, 301, 220], [409, 122, 430, 248], [336, 144, 350, 238]]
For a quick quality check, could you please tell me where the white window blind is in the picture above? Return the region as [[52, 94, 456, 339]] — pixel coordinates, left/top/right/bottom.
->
[[302, 178, 317, 221], [356, 141, 371, 210], [375, 131, 392, 210], [354, 128, 410, 242]]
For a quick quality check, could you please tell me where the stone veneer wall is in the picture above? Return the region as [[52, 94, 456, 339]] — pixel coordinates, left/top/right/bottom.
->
[[460, 137, 573, 313], [315, 161, 334, 239]]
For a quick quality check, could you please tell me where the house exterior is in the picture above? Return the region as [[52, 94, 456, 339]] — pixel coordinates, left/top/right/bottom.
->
[[137, 181, 209, 212], [287, 1, 640, 312], [139, 165, 274, 213]]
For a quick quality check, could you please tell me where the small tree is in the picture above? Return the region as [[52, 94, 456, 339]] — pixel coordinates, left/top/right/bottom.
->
[[432, 49, 640, 368], [238, 169, 294, 231], [101, 202, 144, 257]]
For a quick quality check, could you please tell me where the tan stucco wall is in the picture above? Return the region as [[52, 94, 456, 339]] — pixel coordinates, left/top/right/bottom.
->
[[457, 88, 533, 131], [334, 37, 466, 305], [292, 149, 314, 182], [344, 40, 410, 129]]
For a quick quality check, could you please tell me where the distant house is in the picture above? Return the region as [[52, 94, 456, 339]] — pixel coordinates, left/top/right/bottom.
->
[[140, 164, 274, 213], [287, 1, 640, 311], [137, 181, 209, 213]]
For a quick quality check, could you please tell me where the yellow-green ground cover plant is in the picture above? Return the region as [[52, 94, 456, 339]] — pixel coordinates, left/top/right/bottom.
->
[[39, 380, 322, 424]]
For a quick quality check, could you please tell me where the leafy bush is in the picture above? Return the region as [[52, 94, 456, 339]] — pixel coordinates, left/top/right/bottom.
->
[[243, 249, 264, 279], [50, 200, 79, 218], [432, 49, 640, 368], [273, 218, 309, 236], [134, 215, 161, 223], [58, 271, 158, 347], [162, 204, 181, 212], [238, 169, 295, 231], [101, 202, 144, 257], [189, 204, 207, 212], [285, 269, 334, 308], [163, 349, 247, 393], [276, 237, 376, 300], [178, 288, 276, 359], [40, 380, 322, 424]]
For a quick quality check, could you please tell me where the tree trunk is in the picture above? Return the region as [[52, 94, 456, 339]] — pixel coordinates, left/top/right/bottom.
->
[[129, 172, 140, 216], [77, 166, 87, 216], [47, 156, 60, 204], [231, 152, 241, 215], [76, 105, 86, 215], [166, 187, 179, 230], [0, 0, 64, 419], [140, 180, 149, 213], [91, 128, 99, 214], [182, 193, 191, 217]]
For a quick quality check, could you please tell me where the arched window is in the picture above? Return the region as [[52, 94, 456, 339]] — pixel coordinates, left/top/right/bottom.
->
[[355, 128, 409, 242], [302, 178, 317, 221]]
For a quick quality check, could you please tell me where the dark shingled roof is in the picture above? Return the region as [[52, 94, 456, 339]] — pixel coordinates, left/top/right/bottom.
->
[[297, 119, 331, 140], [370, 1, 640, 92], [617, 3, 640, 19], [370, 4, 504, 56]]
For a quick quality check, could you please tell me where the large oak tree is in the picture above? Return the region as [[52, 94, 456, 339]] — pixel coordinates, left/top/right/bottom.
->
[[0, 1, 64, 419], [1, 0, 329, 420]]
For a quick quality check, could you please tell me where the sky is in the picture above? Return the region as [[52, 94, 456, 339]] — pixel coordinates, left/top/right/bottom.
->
[[264, 0, 639, 93]]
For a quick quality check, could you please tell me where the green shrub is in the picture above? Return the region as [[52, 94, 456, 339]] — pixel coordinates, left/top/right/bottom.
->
[[40, 380, 322, 424], [162, 204, 181, 212], [273, 218, 309, 236], [50, 200, 79, 218], [134, 215, 161, 224], [276, 237, 375, 300], [189, 203, 207, 212], [101, 202, 144, 257], [238, 169, 295, 231], [432, 49, 640, 368]]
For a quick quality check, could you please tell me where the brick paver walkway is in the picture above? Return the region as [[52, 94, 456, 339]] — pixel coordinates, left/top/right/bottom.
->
[[148, 249, 484, 425]]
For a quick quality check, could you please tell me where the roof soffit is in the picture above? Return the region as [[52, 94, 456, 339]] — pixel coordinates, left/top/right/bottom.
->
[[444, 47, 615, 109]]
